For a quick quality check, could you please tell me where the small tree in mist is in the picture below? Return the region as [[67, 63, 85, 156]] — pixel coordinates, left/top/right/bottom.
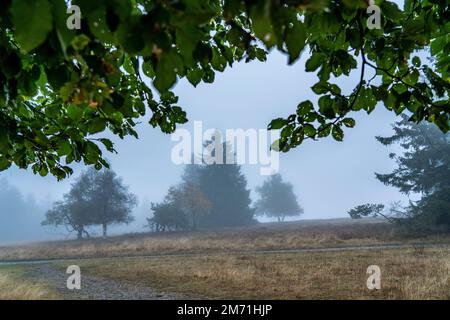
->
[[147, 201, 187, 232], [148, 183, 210, 232], [42, 171, 97, 239], [42, 201, 92, 240], [89, 169, 137, 237], [178, 182, 211, 230], [43, 168, 137, 239], [255, 174, 303, 222]]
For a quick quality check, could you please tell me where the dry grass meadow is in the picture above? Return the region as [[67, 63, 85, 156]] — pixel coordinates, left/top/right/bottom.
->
[[73, 247, 450, 299], [1, 219, 449, 261], [1, 219, 449, 300], [0, 266, 58, 300]]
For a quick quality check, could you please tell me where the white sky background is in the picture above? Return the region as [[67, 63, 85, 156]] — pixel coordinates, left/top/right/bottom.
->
[[1, 48, 407, 240]]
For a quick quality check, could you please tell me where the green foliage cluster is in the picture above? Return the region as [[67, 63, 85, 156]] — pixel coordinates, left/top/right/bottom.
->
[[0, 0, 448, 179]]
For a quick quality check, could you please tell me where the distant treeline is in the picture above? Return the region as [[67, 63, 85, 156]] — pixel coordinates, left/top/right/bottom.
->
[[148, 141, 302, 232], [40, 141, 302, 239]]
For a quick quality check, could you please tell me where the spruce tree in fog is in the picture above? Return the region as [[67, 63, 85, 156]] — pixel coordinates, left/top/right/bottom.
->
[[156, 140, 255, 229], [375, 116, 450, 231], [197, 140, 255, 227], [197, 162, 255, 228], [255, 174, 303, 222]]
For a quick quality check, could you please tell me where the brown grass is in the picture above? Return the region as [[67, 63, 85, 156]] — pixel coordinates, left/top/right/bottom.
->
[[1, 219, 449, 261], [75, 247, 450, 299], [0, 267, 58, 300]]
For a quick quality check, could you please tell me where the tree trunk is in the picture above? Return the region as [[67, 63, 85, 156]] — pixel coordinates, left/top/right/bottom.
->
[[77, 229, 83, 240], [102, 223, 107, 237]]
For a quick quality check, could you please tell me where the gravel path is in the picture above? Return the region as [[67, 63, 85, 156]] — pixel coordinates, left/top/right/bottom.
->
[[32, 264, 187, 300]]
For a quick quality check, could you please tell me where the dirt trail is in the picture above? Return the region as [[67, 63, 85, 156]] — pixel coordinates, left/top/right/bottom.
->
[[32, 264, 188, 300]]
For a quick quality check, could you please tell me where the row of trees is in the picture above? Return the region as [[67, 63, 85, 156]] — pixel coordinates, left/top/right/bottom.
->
[[148, 142, 303, 232], [43, 168, 137, 239], [43, 145, 303, 238], [348, 116, 450, 232]]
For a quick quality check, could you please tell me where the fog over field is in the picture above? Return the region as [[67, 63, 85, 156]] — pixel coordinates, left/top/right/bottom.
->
[[0, 51, 406, 243]]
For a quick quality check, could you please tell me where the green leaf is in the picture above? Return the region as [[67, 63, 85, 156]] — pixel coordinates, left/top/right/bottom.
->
[[318, 95, 335, 119], [354, 87, 377, 113], [67, 105, 83, 121], [52, 0, 75, 55], [84, 141, 101, 164], [332, 125, 344, 141], [305, 53, 326, 72], [99, 138, 115, 152], [154, 51, 184, 92], [117, 17, 144, 53], [303, 124, 316, 137], [211, 47, 227, 72], [342, 118, 356, 128], [71, 34, 91, 51], [297, 101, 313, 117], [311, 81, 330, 94], [0, 129, 10, 153], [57, 140, 72, 156], [88, 118, 107, 134], [285, 21, 306, 64], [10, 0, 53, 52], [142, 61, 155, 78], [0, 157, 11, 171], [381, 1, 404, 21], [250, 1, 276, 48], [317, 124, 332, 138], [268, 118, 287, 130], [187, 68, 203, 87]]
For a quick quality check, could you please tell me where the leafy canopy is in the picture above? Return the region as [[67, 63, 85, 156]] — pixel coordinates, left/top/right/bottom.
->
[[0, 0, 449, 179]]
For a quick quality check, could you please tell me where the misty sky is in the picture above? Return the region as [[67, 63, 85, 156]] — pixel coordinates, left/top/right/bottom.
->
[[0, 47, 410, 243]]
